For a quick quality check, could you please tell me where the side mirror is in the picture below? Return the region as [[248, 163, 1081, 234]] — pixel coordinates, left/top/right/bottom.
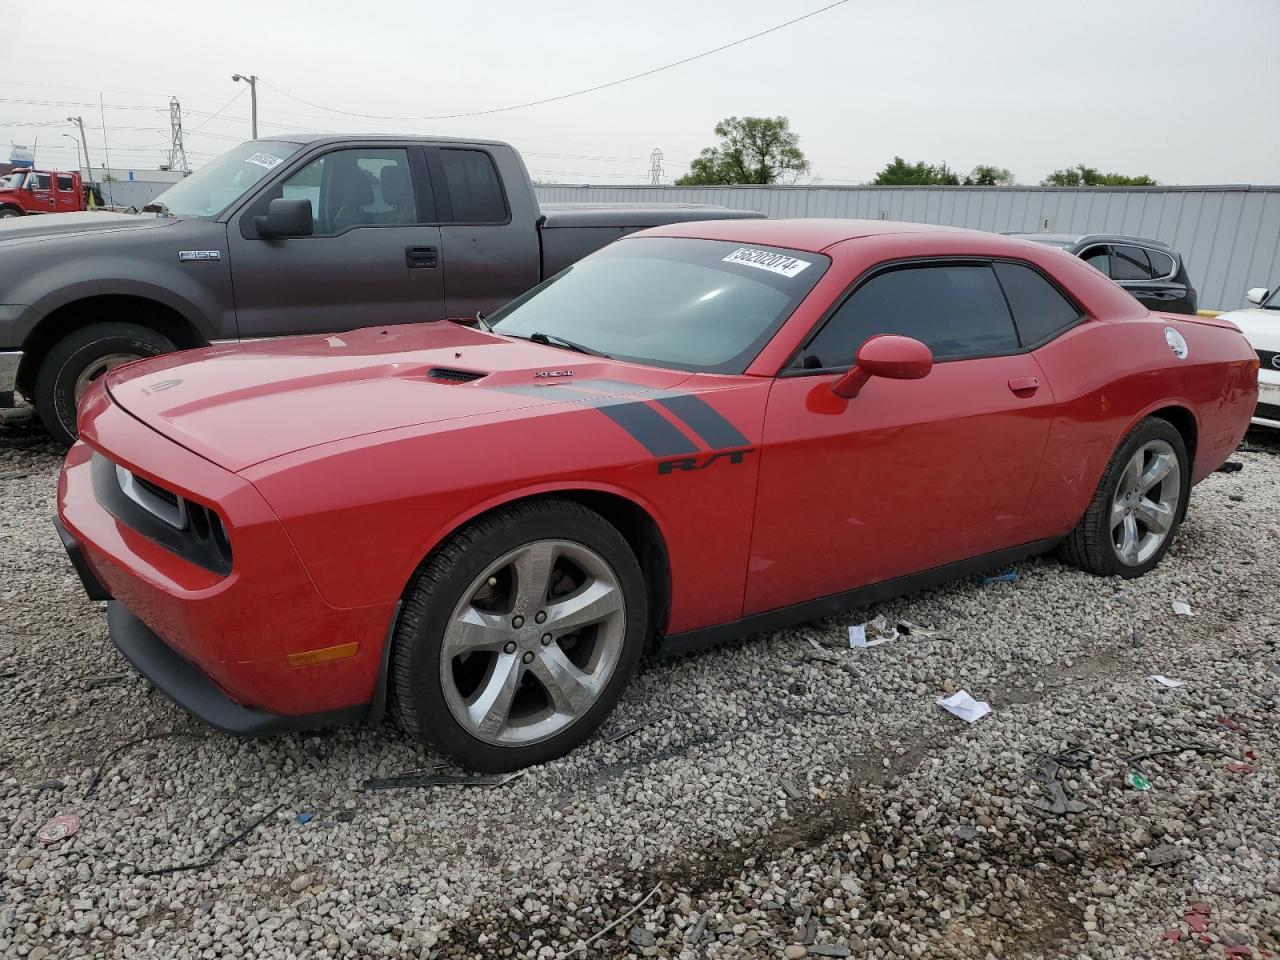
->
[[254, 197, 313, 240], [1245, 287, 1269, 306], [831, 334, 933, 400]]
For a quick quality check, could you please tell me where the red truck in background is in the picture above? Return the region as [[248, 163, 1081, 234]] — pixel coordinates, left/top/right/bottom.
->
[[0, 168, 88, 217]]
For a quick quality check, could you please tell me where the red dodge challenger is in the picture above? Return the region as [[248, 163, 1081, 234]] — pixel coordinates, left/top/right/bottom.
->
[[56, 219, 1258, 770]]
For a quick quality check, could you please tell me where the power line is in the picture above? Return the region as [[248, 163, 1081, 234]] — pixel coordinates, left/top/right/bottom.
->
[[256, 0, 850, 121]]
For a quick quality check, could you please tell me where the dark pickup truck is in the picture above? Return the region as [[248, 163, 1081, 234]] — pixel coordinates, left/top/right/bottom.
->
[[0, 134, 761, 443]]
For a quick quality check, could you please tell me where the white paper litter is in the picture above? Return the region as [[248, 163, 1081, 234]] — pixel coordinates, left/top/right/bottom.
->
[[848, 614, 899, 649], [1150, 675, 1185, 688], [1171, 600, 1193, 616], [935, 690, 991, 724]]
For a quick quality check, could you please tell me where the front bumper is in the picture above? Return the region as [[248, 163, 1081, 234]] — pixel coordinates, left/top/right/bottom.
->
[[56, 384, 398, 729], [1253, 374, 1280, 429]]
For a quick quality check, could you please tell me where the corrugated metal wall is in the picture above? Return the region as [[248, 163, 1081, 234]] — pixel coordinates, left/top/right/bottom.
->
[[534, 184, 1280, 311]]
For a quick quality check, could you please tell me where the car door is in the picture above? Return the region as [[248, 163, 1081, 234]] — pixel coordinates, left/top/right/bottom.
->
[[54, 173, 79, 213], [24, 172, 56, 213], [226, 144, 446, 338], [744, 259, 1057, 616]]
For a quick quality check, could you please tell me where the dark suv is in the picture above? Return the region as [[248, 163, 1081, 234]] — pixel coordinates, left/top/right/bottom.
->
[[1008, 233, 1197, 314]]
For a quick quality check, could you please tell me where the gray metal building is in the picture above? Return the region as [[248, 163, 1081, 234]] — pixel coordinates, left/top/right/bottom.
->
[[534, 184, 1280, 311]]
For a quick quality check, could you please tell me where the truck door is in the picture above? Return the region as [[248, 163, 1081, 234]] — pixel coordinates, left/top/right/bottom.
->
[[54, 173, 79, 213], [24, 172, 57, 213], [426, 146, 540, 318], [226, 144, 445, 338]]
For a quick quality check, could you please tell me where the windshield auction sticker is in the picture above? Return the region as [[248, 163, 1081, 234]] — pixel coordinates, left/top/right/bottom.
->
[[246, 152, 284, 170], [721, 247, 811, 278]]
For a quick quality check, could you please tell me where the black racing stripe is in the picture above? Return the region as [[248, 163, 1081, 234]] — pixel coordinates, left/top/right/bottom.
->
[[656, 394, 750, 450], [597, 401, 700, 457]]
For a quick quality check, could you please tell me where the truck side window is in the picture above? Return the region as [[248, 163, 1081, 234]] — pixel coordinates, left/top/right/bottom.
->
[[280, 148, 417, 236], [440, 149, 507, 223], [56, 174, 75, 191], [28, 173, 51, 191]]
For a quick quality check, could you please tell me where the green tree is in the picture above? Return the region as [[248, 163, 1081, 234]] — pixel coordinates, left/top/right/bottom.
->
[[873, 157, 961, 186], [964, 164, 1015, 186], [676, 116, 809, 185], [1041, 164, 1157, 186]]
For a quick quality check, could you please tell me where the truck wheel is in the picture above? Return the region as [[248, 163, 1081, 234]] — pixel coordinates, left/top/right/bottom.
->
[[391, 498, 648, 772], [0, 207, 21, 218], [34, 322, 175, 445], [1058, 417, 1189, 578]]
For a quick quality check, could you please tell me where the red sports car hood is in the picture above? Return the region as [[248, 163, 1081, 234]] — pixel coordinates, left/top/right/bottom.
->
[[105, 323, 692, 472]]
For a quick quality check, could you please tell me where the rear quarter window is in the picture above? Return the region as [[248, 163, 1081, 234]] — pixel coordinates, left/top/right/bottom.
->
[[440, 149, 507, 223], [992, 261, 1083, 346]]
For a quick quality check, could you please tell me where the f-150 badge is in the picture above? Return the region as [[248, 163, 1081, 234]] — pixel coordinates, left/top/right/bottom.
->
[[178, 250, 221, 262]]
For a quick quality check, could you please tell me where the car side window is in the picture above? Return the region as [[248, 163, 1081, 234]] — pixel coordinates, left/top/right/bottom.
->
[[1081, 245, 1110, 276], [804, 263, 1020, 369], [56, 174, 74, 191], [1146, 249, 1175, 279], [29, 172, 51, 190], [992, 261, 1083, 347], [279, 148, 417, 236], [440, 149, 507, 223], [1111, 245, 1153, 281]]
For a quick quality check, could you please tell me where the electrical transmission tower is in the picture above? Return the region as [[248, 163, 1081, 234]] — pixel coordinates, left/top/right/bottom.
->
[[648, 148, 664, 186], [168, 97, 190, 174]]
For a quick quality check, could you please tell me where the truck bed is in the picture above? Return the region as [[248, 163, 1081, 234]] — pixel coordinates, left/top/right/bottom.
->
[[538, 202, 764, 276]]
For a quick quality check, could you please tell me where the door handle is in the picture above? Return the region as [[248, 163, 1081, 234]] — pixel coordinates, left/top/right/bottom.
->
[[1008, 376, 1040, 396], [405, 245, 439, 268]]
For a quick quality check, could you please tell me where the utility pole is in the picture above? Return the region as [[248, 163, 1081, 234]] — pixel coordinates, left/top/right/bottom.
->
[[648, 147, 664, 186], [66, 116, 93, 176], [168, 97, 190, 174], [231, 73, 258, 138]]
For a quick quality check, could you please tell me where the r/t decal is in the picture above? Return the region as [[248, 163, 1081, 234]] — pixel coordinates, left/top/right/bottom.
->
[[658, 448, 754, 475]]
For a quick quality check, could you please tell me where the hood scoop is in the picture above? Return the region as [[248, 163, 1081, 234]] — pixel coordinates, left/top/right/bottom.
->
[[426, 367, 487, 384]]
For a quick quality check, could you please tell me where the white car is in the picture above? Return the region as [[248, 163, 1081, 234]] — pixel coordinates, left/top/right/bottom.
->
[[1219, 286, 1280, 428]]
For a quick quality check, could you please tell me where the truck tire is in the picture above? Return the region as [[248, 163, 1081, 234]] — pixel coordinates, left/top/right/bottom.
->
[[34, 322, 175, 445], [0, 207, 21, 218]]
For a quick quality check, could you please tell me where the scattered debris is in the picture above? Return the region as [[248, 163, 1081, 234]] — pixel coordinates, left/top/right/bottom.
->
[[1228, 493, 1245, 502], [1184, 902, 1211, 934], [363, 770, 524, 791], [1150, 675, 1185, 688], [935, 690, 990, 724], [1125, 770, 1152, 791], [897, 620, 940, 638], [603, 713, 671, 744], [1225, 750, 1257, 775], [1215, 461, 1244, 474], [84, 673, 131, 689], [134, 803, 285, 877], [1171, 600, 1193, 616], [1162, 929, 1182, 942], [1053, 746, 1092, 769], [86, 729, 205, 797], [981, 569, 1019, 586], [31, 779, 65, 792], [1217, 714, 1243, 732], [848, 614, 898, 649], [0, 471, 31, 481], [685, 911, 708, 944], [1031, 781, 1087, 816], [36, 814, 80, 845], [578, 883, 662, 952], [1126, 742, 1240, 775], [296, 812, 315, 824], [1147, 843, 1188, 867], [808, 946, 852, 957], [779, 777, 804, 800]]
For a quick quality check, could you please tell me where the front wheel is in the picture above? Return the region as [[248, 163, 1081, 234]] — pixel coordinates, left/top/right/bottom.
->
[[0, 207, 21, 219], [391, 498, 648, 771], [34, 322, 175, 445], [1059, 417, 1189, 578]]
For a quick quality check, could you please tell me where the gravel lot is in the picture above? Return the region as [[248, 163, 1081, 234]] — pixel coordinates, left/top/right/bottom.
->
[[2, 410, 1278, 960]]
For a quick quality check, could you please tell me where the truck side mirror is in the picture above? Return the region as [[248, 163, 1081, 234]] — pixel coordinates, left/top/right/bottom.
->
[[254, 198, 313, 240], [831, 334, 933, 400], [1245, 287, 1269, 306]]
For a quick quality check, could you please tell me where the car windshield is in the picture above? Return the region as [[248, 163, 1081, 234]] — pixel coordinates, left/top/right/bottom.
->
[[1, 172, 25, 189], [147, 140, 303, 218], [488, 237, 829, 374]]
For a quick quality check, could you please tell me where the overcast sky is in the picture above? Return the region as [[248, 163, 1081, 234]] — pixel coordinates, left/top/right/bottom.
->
[[4, 0, 1277, 185]]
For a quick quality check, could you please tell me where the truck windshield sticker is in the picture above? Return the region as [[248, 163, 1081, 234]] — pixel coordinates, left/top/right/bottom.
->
[[246, 152, 284, 170], [721, 247, 811, 278]]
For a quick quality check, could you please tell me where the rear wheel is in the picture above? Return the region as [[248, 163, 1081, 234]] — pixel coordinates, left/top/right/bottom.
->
[[1059, 417, 1189, 578], [392, 498, 647, 771], [34, 321, 175, 445]]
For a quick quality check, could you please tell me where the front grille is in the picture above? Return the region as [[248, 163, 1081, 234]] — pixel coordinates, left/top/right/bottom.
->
[[1256, 401, 1280, 422], [426, 367, 486, 384], [1258, 349, 1280, 372], [92, 454, 232, 575]]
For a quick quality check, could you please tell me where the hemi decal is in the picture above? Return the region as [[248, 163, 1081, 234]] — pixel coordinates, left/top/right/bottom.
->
[[597, 402, 700, 457], [655, 394, 749, 450]]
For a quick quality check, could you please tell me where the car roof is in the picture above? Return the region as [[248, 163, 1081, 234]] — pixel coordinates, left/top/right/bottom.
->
[[635, 217, 979, 254], [259, 133, 515, 149], [1006, 231, 1175, 250]]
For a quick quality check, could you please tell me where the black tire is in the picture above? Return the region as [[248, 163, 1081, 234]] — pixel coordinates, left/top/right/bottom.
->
[[391, 498, 648, 771], [0, 207, 21, 219], [34, 322, 175, 446], [1058, 417, 1189, 578]]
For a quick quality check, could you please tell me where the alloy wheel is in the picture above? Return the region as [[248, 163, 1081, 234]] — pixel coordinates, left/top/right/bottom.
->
[[439, 539, 626, 747], [1110, 438, 1180, 566]]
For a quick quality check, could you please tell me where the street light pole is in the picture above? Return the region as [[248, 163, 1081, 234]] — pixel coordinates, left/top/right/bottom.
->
[[231, 74, 258, 139], [65, 116, 94, 177]]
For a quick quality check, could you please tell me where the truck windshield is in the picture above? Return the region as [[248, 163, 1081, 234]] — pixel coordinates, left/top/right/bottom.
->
[[489, 237, 829, 374], [147, 140, 303, 218], [1, 172, 25, 189]]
